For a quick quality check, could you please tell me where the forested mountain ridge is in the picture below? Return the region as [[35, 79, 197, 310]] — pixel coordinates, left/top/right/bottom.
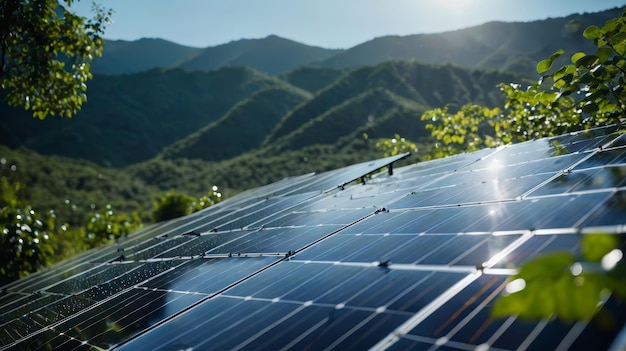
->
[[87, 7, 622, 77], [316, 7, 623, 76], [90, 38, 204, 75], [0, 60, 526, 167], [178, 35, 342, 75], [91, 35, 342, 76], [263, 60, 526, 148], [0, 67, 291, 167], [161, 85, 313, 162]]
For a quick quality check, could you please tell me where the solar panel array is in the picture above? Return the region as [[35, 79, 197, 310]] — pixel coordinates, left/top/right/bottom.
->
[[1, 125, 625, 350]]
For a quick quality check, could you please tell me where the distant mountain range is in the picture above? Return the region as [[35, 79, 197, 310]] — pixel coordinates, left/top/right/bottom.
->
[[92, 35, 341, 75], [90, 7, 622, 77]]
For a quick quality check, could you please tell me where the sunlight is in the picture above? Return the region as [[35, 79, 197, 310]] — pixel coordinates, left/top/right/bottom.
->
[[438, 0, 473, 12]]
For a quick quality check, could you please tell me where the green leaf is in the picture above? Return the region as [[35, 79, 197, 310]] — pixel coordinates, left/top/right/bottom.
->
[[575, 55, 599, 68], [491, 251, 609, 322], [537, 49, 565, 73], [550, 48, 565, 60], [595, 46, 614, 63], [583, 25, 603, 40], [580, 233, 619, 262], [571, 52, 586, 63], [517, 251, 574, 279]]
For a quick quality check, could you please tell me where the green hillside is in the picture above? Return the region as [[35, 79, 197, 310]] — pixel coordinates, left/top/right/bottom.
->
[[267, 88, 429, 153], [0, 146, 158, 224], [280, 66, 348, 93], [161, 86, 312, 162], [265, 60, 528, 146], [0, 67, 287, 167]]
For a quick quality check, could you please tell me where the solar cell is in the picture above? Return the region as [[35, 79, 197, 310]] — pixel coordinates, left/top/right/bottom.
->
[[1, 126, 625, 351]]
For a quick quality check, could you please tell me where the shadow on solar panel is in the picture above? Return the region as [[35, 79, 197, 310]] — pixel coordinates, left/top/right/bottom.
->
[[1, 128, 625, 351]]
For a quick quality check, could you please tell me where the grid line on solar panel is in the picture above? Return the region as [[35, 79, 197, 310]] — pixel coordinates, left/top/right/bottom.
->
[[376, 190, 617, 234], [113, 295, 414, 351], [574, 145, 626, 169], [371, 273, 479, 350], [527, 166, 626, 196], [3, 127, 624, 351], [111, 265, 472, 350], [2, 255, 286, 350], [383, 272, 626, 351]]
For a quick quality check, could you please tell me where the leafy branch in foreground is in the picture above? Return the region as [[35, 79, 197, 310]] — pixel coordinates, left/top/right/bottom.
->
[[492, 234, 626, 325]]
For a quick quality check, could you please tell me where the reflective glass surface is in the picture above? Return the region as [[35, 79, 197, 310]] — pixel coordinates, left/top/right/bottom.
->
[[2, 130, 625, 351]]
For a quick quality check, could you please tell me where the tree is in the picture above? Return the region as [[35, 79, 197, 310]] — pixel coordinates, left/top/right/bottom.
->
[[421, 105, 501, 158], [153, 187, 223, 222], [0, 0, 112, 119], [153, 191, 196, 222]]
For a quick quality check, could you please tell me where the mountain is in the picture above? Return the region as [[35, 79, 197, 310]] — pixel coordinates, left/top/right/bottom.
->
[[264, 60, 527, 147], [266, 88, 430, 153], [89, 8, 622, 78], [0, 67, 288, 167], [161, 86, 312, 162], [316, 7, 623, 76], [90, 35, 341, 76], [91, 38, 203, 75], [177, 35, 342, 75], [0, 60, 524, 168]]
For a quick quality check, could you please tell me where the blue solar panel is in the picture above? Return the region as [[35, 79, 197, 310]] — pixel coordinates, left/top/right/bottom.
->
[[1, 126, 625, 351]]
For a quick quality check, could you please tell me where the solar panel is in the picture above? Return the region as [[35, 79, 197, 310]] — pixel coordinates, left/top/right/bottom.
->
[[1, 126, 625, 350]]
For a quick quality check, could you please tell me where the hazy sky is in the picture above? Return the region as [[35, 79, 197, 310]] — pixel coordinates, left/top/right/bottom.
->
[[71, 0, 626, 49]]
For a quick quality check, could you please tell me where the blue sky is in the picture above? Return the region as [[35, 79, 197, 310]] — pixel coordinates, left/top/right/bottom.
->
[[71, 0, 626, 49]]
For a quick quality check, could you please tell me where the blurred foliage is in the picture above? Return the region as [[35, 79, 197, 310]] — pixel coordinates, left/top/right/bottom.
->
[[152, 188, 223, 222], [0, 178, 55, 285], [0, 0, 111, 118], [492, 234, 626, 325], [191, 186, 223, 213], [86, 204, 142, 246], [374, 133, 418, 157]]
